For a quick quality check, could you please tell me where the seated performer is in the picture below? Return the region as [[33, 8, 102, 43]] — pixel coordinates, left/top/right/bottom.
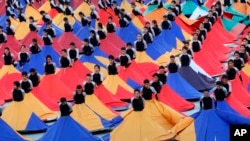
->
[[44, 55, 56, 75], [140, 79, 158, 100], [126, 42, 136, 60], [199, 89, 216, 110], [18, 45, 30, 68], [67, 42, 79, 62], [119, 47, 131, 68], [20, 72, 33, 93], [211, 81, 228, 101], [150, 73, 163, 93], [91, 65, 104, 86], [83, 74, 96, 95], [131, 89, 145, 111], [29, 68, 41, 87], [12, 81, 25, 102], [73, 85, 86, 104], [107, 55, 118, 75], [59, 97, 72, 116]]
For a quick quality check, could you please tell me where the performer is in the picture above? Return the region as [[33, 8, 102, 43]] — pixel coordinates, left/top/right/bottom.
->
[[90, 5, 100, 20], [3, 47, 15, 65], [161, 15, 172, 30], [60, 49, 71, 68], [171, 0, 179, 16], [140, 79, 157, 100], [195, 29, 204, 43], [29, 68, 41, 87], [119, 47, 131, 68], [167, 55, 179, 74], [239, 45, 249, 63], [152, 20, 161, 36], [148, 0, 163, 8], [107, 55, 118, 75], [118, 13, 129, 27], [89, 30, 100, 46], [199, 23, 207, 39], [83, 74, 96, 95], [126, 42, 136, 60], [73, 85, 86, 104], [221, 75, 232, 96], [106, 16, 116, 33], [150, 73, 163, 93], [6, 19, 15, 35], [182, 41, 193, 57], [207, 10, 216, 25], [211, 81, 228, 101], [91, 65, 104, 85], [67, 42, 79, 62], [44, 55, 56, 75], [142, 27, 153, 44], [20, 72, 33, 93], [242, 38, 250, 55], [40, 11, 52, 23], [18, 45, 30, 68], [120, 9, 132, 21], [97, 23, 106, 40], [166, 8, 176, 21], [81, 38, 94, 56], [42, 29, 53, 45], [17, 8, 26, 22], [158, 66, 167, 84], [134, 34, 147, 51], [0, 26, 7, 44], [199, 89, 216, 110], [46, 22, 56, 38], [203, 17, 212, 32], [64, 3, 74, 16], [29, 38, 41, 54], [5, 2, 15, 17], [29, 16, 38, 32], [78, 12, 90, 27], [233, 51, 244, 71], [112, 1, 121, 15], [131, 2, 142, 16], [226, 59, 241, 81], [191, 33, 202, 52], [12, 81, 25, 102], [131, 89, 145, 111], [63, 17, 73, 32], [145, 22, 155, 37], [59, 97, 72, 116], [211, 6, 218, 19]]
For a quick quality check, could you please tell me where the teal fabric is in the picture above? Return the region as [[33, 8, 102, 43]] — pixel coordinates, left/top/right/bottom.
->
[[182, 1, 198, 15], [163, 3, 171, 9], [226, 6, 248, 18], [143, 4, 159, 15], [221, 18, 238, 32], [200, 5, 209, 12]]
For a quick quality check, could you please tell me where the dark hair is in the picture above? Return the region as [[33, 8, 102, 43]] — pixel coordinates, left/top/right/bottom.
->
[[70, 42, 75, 46], [61, 49, 67, 52], [221, 75, 228, 79], [182, 46, 188, 50], [228, 59, 234, 64], [4, 47, 10, 51], [143, 79, 150, 84], [121, 47, 126, 50], [134, 89, 140, 93], [29, 68, 36, 72], [234, 51, 240, 55], [108, 55, 114, 59], [152, 73, 159, 77], [63, 17, 68, 21], [14, 81, 20, 87], [76, 85, 82, 89], [94, 64, 100, 69], [32, 38, 37, 42], [126, 42, 132, 46], [22, 71, 28, 76], [60, 97, 67, 103], [97, 22, 103, 28], [159, 66, 165, 69], [86, 73, 91, 77], [108, 16, 113, 19], [216, 81, 222, 86], [170, 55, 175, 58], [78, 12, 84, 16], [83, 38, 89, 43], [46, 55, 52, 60], [40, 10, 46, 15]]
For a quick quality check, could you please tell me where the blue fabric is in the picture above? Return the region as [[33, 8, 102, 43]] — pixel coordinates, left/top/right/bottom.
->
[[41, 45, 60, 67], [90, 19, 96, 29], [127, 78, 142, 89], [39, 116, 101, 141], [80, 49, 107, 68], [102, 134, 110, 141], [248, 84, 250, 92], [159, 29, 177, 48], [192, 109, 250, 141], [116, 23, 140, 43], [0, 118, 27, 140], [16, 53, 46, 74], [167, 72, 201, 99], [38, 24, 64, 38], [73, 20, 82, 34], [0, 15, 8, 30], [216, 101, 238, 114], [76, 26, 91, 40], [25, 113, 47, 132], [171, 22, 185, 41]]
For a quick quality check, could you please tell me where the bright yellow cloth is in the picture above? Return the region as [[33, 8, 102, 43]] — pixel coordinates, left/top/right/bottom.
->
[[9, 17, 20, 29], [242, 63, 250, 77], [132, 17, 145, 30], [57, 16, 75, 30], [74, 2, 91, 21], [85, 94, 117, 120], [83, 62, 108, 77], [14, 22, 30, 40], [25, 5, 42, 21], [71, 103, 105, 131], [135, 51, 156, 63], [0, 65, 19, 79], [38, 1, 51, 13]]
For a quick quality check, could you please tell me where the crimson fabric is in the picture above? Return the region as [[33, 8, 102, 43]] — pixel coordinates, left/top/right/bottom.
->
[[37, 9, 58, 26], [136, 62, 159, 76], [226, 94, 250, 117], [223, 12, 234, 20], [22, 32, 44, 49], [99, 33, 125, 56], [0, 73, 22, 97], [50, 39, 63, 53], [115, 86, 133, 100], [72, 0, 84, 9], [94, 85, 128, 110], [39, 74, 73, 103], [0, 99, 4, 106], [56, 67, 85, 91], [31, 86, 59, 111], [57, 32, 82, 50], [158, 85, 195, 112], [0, 87, 11, 101], [214, 19, 237, 42], [98, 8, 119, 28], [71, 60, 91, 77], [240, 70, 250, 91], [0, 1, 5, 16], [2, 35, 21, 53], [175, 17, 194, 34], [32, 0, 47, 9]]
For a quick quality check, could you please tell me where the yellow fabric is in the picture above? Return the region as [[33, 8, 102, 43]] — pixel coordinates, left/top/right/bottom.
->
[[176, 38, 184, 51], [25, 5, 42, 21], [171, 48, 181, 56], [9, 17, 19, 29], [120, 0, 133, 13], [144, 8, 167, 23], [156, 52, 171, 65], [242, 63, 250, 77], [182, 29, 192, 40], [95, 56, 109, 66], [175, 122, 196, 141], [85, 94, 116, 120], [57, 16, 75, 30], [83, 62, 108, 77], [71, 103, 105, 131], [0, 65, 19, 79], [14, 22, 30, 40], [132, 17, 145, 30], [2, 101, 32, 130], [38, 1, 51, 13], [110, 111, 171, 141], [52, 13, 65, 27], [74, 2, 91, 21], [23, 93, 58, 120], [135, 52, 156, 63], [102, 75, 134, 94]]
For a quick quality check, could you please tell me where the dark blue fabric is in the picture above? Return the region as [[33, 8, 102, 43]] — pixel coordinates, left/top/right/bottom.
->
[[39, 116, 100, 141], [25, 113, 47, 132], [248, 84, 250, 92], [41, 45, 60, 67], [171, 22, 185, 41], [127, 78, 142, 89], [116, 23, 140, 43], [0, 15, 8, 30], [216, 101, 238, 114], [80, 48, 107, 68], [102, 134, 110, 141], [38, 24, 63, 38], [0, 118, 27, 140], [73, 20, 82, 34], [90, 19, 96, 29], [76, 26, 91, 40], [159, 29, 177, 48], [167, 72, 201, 99]]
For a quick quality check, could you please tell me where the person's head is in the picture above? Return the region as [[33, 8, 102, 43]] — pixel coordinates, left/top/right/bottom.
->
[[86, 73, 92, 82], [70, 42, 75, 49], [240, 45, 246, 52], [43, 29, 48, 36], [29, 16, 34, 23], [60, 97, 67, 105], [145, 21, 150, 28], [143, 79, 150, 88], [193, 33, 198, 40], [22, 71, 28, 80], [63, 17, 69, 22], [134, 89, 141, 99], [83, 38, 89, 45], [121, 8, 125, 13], [234, 51, 240, 59], [152, 20, 157, 26], [152, 73, 159, 82], [126, 42, 132, 49], [199, 23, 204, 29], [40, 10, 46, 16], [216, 81, 222, 89], [97, 22, 103, 29], [90, 30, 96, 37], [242, 38, 248, 45], [21, 45, 26, 52], [171, 0, 176, 6], [17, 8, 22, 14], [29, 68, 36, 75], [143, 27, 148, 34], [90, 5, 95, 11], [46, 55, 52, 63], [203, 89, 209, 97], [170, 55, 175, 63], [78, 12, 85, 17], [118, 12, 123, 18], [13, 81, 20, 89], [184, 41, 189, 47], [211, 6, 216, 11], [113, 1, 118, 7], [204, 17, 209, 22], [32, 38, 37, 45], [76, 85, 83, 94], [168, 8, 173, 13], [46, 22, 52, 28], [108, 16, 113, 23], [121, 47, 126, 54], [4, 47, 10, 54], [221, 75, 228, 84], [131, 2, 136, 8], [159, 66, 165, 74], [137, 33, 142, 40], [163, 15, 168, 21], [0, 26, 3, 32], [182, 46, 188, 54], [94, 65, 100, 73], [108, 55, 115, 64], [6, 19, 11, 26], [248, 31, 250, 37], [61, 49, 67, 57], [208, 10, 213, 16], [227, 59, 234, 68]]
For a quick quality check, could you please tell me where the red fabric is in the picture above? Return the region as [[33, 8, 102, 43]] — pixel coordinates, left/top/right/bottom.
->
[[230, 76, 250, 107], [240, 70, 250, 91], [71, 60, 91, 77], [72, 0, 84, 9], [0, 73, 22, 100], [50, 38, 63, 53], [99, 33, 125, 56], [175, 17, 194, 34], [223, 12, 234, 20], [37, 8, 58, 26], [118, 61, 151, 84], [136, 62, 159, 76], [57, 32, 82, 50], [39, 74, 73, 102], [0, 99, 5, 106], [226, 94, 250, 117], [115, 86, 133, 100], [2, 35, 21, 53], [98, 8, 119, 28], [94, 85, 128, 109], [0, 0, 6, 16], [22, 31, 44, 49], [32, 86, 59, 111], [32, 0, 47, 9], [56, 67, 85, 91], [135, 15, 148, 26], [158, 85, 195, 112], [216, 19, 237, 41], [204, 0, 215, 8], [0, 43, 18, 60]]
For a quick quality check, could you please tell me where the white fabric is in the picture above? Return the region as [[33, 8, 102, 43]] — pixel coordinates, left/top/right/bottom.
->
[[190, 60, 212, 78], [189, 7, 208, 20]]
